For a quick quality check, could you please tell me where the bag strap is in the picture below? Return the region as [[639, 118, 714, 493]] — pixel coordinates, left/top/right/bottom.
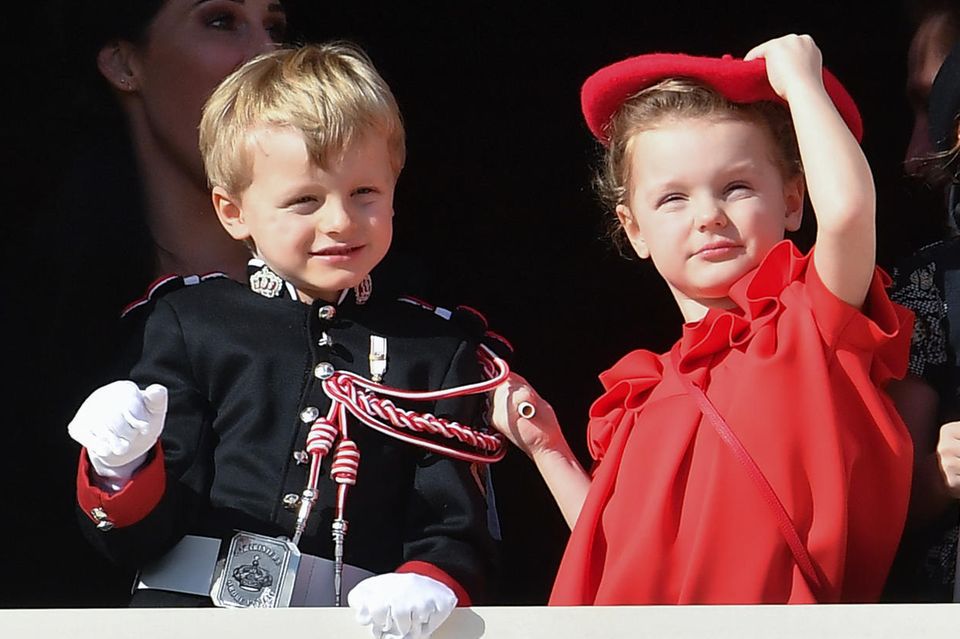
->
[[669, 348, 827, 600]]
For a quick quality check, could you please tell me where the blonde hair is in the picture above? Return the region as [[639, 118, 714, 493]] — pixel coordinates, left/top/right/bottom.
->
[[596, 78, 802, 254], [199, 42, 405, 195]]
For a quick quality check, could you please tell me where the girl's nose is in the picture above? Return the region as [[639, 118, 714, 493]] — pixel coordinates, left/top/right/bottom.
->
[[695, 202, 728, 231]]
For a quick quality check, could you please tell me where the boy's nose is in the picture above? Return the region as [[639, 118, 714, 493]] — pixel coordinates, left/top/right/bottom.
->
[[318, 202, 355, 234]]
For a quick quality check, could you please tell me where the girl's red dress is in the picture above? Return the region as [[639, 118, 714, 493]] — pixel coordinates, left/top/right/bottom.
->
[[550, 241, 914, 605]]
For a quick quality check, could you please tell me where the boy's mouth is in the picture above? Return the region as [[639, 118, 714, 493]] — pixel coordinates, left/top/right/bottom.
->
[[310, 244, 363, 257]]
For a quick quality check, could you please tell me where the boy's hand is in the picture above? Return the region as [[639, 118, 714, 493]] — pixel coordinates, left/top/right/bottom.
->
[[348, 572, 457, 639], [67, 381, 168, 481], [744, 33, 825, 102], [488, 372, 564, 461], [937, 421, 960, 498]]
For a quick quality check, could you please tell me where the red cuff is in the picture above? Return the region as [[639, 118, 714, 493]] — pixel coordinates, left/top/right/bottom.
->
[[76, 443, 166, 529], [396, 561, 471, 606]]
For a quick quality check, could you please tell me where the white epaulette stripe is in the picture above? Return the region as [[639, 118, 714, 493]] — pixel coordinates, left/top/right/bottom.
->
[[120, 272, 228, 318]]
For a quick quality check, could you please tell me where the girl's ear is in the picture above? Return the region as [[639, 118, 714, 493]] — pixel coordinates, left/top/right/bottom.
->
[[616, 204, 650, 259], [96, 40, 142, 93], [783, 175, 805, 232], [212, 187, 252, 241]]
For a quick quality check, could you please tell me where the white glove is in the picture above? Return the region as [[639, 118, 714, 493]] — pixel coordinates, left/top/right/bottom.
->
[[67, 381, 168, 482], [347, 572, 458, 639]]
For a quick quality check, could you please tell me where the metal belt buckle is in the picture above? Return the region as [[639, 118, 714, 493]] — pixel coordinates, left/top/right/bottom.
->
[[210, 531, 301, 608]]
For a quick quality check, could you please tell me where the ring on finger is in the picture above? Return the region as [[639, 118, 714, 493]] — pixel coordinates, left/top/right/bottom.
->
[[518, 401, 537, 419]]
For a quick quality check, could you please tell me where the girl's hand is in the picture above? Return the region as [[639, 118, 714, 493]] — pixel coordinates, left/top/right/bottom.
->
[[937, 421, 960, 498], [744, 34, 824, 103], [488, 372, 564, 460]]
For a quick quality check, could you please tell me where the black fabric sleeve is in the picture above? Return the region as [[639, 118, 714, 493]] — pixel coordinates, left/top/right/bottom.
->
[[78, 298, 215, 569], [400, 338, 498, 601]]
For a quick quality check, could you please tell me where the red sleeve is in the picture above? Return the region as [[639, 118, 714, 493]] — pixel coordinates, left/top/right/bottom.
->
[[76, 442, 166, 529], [802, 251, 913, 384], [396, 560, 472, 606]]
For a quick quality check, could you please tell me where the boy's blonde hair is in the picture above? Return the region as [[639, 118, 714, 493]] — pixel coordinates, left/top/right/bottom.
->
[[199, 42, 405, 196], [597, 79, 802, 254]]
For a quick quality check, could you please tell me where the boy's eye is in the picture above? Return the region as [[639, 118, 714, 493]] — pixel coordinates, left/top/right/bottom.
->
[[353, 187, 379, 197], [285, 195, 319, 210]]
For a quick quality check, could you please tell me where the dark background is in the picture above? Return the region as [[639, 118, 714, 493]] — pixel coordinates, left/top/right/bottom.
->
[[3, 1, 927, 605]]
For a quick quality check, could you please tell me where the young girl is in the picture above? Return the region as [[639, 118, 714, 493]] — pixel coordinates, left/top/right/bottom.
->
[[490, 34, 914, 604]]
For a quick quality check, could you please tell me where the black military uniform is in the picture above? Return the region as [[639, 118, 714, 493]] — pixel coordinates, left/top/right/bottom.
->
[[77, 260, 499, 606]]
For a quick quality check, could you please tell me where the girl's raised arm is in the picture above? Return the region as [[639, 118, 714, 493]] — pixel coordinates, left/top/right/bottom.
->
[[746, 34, 876, 309]]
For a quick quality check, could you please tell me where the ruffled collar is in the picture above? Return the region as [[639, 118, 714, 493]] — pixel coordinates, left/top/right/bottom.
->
[[586, 241, 809, 460], [676, 240, 807, 372], [245, 258, 373, 307]]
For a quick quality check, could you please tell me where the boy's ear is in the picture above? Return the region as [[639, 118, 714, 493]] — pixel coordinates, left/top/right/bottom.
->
[[783, 175, 805, 232], [96, 40, 141, 92], [212, 187, 251, 241], [616, 204, 650, 259]]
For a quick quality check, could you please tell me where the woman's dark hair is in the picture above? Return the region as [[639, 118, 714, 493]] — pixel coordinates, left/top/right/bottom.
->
[[54, 0, 166, 126]]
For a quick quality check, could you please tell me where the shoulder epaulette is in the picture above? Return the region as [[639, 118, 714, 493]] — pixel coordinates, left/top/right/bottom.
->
[[396, 295, 514, 364], [120, 272, 228, 318]]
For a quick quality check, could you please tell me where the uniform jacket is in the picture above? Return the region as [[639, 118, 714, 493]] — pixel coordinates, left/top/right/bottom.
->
[[76, 261, 501, 605]]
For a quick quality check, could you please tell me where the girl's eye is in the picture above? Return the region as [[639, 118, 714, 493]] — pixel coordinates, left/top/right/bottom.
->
[[353, 187, 378, 197], [657, 193, 685, 208], [725, 182, 751, 195]]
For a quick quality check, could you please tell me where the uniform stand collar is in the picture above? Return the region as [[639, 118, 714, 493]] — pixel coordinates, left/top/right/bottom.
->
[[246, 258, 373, 307]]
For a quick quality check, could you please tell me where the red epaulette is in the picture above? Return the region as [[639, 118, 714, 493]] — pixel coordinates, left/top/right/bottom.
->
[[120, 272, 228, 318]]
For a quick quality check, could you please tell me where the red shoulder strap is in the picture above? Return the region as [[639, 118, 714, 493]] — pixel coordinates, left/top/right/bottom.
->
[[670, 348, 827, 600]]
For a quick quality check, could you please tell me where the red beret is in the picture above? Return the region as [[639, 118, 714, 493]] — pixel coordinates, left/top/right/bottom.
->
[[581, 53, 863, 144]]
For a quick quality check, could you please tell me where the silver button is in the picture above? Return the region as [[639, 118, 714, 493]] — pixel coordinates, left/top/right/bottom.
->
[[91, 507, 114, 531], [282, 493, 301, 510], [293, 450, 310, 465], [314, 362, 335, 379], [318, 332, 333, 347], [300, 406, 320, 423], [318, 305, 336, 320]]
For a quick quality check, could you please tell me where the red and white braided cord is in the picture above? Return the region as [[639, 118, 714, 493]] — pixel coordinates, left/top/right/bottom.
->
[[321, 348, 508, 463], [294, 347, 508, 542]]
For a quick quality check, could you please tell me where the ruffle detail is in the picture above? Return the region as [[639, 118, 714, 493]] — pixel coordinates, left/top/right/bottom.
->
[[587, 350, 662, 461], [583, 240, 912, 460], [677, 240, 805, 371]]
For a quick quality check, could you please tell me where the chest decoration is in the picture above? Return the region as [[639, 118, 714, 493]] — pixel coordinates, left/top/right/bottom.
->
[[211, 344, 509, 608], [369, 335, 387, 382]]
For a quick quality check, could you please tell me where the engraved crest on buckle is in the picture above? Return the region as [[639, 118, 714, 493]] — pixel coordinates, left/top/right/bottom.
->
[[210, 531, 300, 608], [250, 266, 284, 299]]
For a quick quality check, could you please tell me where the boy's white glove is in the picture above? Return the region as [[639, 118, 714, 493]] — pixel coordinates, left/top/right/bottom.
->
[[67, 381, 168, 482], [347, 572, 458, 639]]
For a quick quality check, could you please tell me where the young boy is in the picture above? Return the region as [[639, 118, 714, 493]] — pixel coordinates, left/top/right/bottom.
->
[[68, 42, 503, 635]]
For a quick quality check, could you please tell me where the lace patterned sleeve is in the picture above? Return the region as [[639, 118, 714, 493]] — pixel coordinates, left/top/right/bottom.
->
[[890, 261, 948, 378]]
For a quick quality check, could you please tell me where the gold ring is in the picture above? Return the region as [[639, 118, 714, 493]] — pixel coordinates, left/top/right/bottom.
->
[[518, 401, 536, 419]]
